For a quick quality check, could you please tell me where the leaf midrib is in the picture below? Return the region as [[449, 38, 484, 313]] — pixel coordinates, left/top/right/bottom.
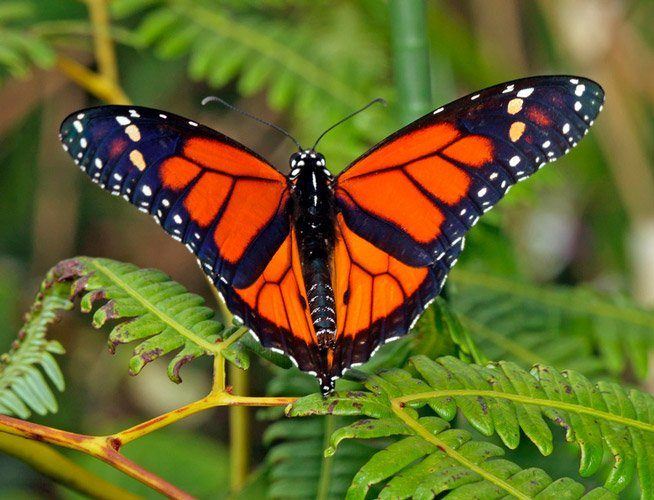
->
[[390, 401, 530, 499], [91, 260, 219, 354], [396, 389, 654, 433]]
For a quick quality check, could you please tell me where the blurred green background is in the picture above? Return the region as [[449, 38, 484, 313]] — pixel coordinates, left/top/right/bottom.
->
[[1, 0, 653, 498]]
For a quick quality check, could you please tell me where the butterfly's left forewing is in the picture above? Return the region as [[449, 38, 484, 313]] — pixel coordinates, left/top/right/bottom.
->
[[329, 76, 604, 380], [59, 106, 290, 289]]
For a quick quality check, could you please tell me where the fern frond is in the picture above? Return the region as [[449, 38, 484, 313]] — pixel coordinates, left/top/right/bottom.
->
[[265, 417, 376, 500], [52, 257, 250, 382], [451, 269, 654, 379], [116, 0, 392, 166], [289, 356, 654, 497], [261, 359, 381, 500], [0, 1, 55, 85], [0, 267, 66, 418]]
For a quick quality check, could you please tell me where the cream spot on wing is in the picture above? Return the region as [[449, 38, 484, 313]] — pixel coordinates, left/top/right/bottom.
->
[[129, 150, 146, 171], [509, 121, 526, 142], [125, 124, 141, 141], [507, 98, 523, 115]]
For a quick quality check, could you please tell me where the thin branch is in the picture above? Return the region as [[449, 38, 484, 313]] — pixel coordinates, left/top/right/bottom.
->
[[55, 55, 128, 104], [316, 415, 336, 500], [0, 415, 191, 499], [0, 433, 139, 500], [229, 363, 250, 494], [84, 0, 119, 86], [0, 379, 297, 497]]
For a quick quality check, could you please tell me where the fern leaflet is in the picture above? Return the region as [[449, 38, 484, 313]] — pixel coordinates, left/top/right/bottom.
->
[[289, 356, 654, 497], [451, 269, 654, 379], [53, 257, 253, 382], [0, 267, 66, 418]]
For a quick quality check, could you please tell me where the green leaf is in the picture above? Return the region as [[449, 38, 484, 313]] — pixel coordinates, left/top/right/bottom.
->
[[289, 355, 654, 496], [53, 257, 247, 382], [0, 1, 56, 86], [0, 266, 67, 418], [450, 269, 654, 380]]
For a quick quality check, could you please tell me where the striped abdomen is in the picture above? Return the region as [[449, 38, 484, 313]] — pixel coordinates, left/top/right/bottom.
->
[[290, 153, 337, 348]]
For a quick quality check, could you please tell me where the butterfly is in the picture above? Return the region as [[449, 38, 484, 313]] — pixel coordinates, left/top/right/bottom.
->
[[59, 75, 604, 394]]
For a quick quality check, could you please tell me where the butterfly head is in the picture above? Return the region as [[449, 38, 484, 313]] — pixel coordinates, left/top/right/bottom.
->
[[289, 149, 328, 180]]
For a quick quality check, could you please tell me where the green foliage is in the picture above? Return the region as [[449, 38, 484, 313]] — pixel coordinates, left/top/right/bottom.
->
[[52, 256, 249, 382], [450, 269, 654, 379], [261, 368, 379, 500], [0, 266, 65, 418], [265, 417, 376, 499], [112, 0, 393, 167], [289, 355, 654, 497], [0, 2, 55, 84]]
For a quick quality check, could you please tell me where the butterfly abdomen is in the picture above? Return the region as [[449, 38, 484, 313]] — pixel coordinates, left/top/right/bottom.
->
[[290, 151, 337, 348]]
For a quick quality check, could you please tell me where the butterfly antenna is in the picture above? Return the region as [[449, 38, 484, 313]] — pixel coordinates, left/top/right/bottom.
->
[[202, 96, 303, 151], [311, 97, 386, 151]]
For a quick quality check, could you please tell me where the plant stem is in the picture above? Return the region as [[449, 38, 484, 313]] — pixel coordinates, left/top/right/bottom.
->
[[229, 364, 250, 494], [85, 0, 119, 89], [56, 55, 129, 104], [0, 387, 297, 496], [389, 0, 432, 123], [0, 433, 139, 500], [316, 415, 336, 500], [0, 415, 191, 499]]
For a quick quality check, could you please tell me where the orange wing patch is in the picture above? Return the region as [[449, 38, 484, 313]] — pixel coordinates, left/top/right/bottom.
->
[[184, 172, 232, 227], [214, 181, 288, 264], [441, 135, 493, 167], [184, 137, 282, 180], [339, 123, 460, 180], [233, 229, 315, 345], [334, 214, 428, 338], [341, 169, 445, 244], [161, 157, 200, 189], [157, 137, 289, 273], [405, 156, 471, 205], [336, 123, 494, 265]]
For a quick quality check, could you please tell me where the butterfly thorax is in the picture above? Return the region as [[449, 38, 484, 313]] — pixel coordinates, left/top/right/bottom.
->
[[289, 150, 337, 349]]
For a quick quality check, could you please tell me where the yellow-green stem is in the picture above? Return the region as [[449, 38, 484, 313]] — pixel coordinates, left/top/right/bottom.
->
[[316, 415, 336, 500], [229, 364, 250, 494]]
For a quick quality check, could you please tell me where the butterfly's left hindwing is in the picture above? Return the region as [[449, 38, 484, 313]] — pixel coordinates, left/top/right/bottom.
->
[[59, 106, 290, 289]]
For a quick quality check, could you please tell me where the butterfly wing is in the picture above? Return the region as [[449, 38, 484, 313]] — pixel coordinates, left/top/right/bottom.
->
[[60, 105, 325, 376], [329, 75, 604, 380], [59, 105, 290, 289], [217, 228, 323, 377]]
